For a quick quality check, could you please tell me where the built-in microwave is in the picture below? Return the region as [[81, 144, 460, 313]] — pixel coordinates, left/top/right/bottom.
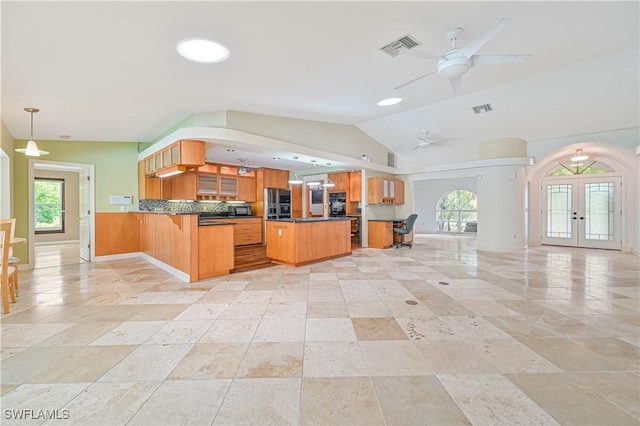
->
[[230, 206, 252, 216]]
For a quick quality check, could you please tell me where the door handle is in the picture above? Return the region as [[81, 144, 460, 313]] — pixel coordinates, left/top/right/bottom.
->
[[580, 217, 585, 220]]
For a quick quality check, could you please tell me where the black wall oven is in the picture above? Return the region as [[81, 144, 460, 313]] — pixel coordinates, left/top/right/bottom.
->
[[329, 192, 347, 217]]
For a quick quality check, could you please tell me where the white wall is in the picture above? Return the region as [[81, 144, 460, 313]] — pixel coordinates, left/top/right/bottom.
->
[[412, 177, 477, 233]]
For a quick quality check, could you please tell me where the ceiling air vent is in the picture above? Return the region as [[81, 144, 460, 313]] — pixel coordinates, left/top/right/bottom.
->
[[472, 103, 493, 114], [380, 35, 421, 57]]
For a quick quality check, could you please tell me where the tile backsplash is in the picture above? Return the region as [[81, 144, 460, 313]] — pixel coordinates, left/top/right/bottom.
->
[[139, 200, 250, 213]]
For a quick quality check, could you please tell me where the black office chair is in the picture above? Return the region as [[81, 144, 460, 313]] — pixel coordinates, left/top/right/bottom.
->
[[393, 214, 418, 249]]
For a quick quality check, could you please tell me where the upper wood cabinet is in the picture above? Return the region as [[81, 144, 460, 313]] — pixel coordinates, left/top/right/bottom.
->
[[170, 171, 198, 200], [143, 139, 205, 175], [394, 180, 405, 204], [368, 177, 403, 204], [291, 184, 303, 218], [327, 172, 349, 192], [237, 176, 256, 202], [349, 171, 362, 202], [139, 161, 161, 199], [262, 168, 289, 189]]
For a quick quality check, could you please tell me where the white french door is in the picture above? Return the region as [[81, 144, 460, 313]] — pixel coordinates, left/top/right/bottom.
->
[[541, 176, 621, 250]]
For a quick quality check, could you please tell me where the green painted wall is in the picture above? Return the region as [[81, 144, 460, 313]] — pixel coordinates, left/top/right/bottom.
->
[[1, 119, 16, 217], [12, 139, 139, 263]]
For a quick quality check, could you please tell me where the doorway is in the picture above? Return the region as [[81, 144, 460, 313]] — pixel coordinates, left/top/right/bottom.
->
[[541, 176, 622, 249], [29, 160, 95, 268]]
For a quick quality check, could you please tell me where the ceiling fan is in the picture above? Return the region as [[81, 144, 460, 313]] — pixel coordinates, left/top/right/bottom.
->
[[395, 17, 530, 93], [413, 130, 441, 149], [237, 158, 259, 175]]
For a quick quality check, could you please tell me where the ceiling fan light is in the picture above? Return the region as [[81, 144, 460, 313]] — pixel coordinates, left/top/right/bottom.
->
[[437, 57, 470, 78]]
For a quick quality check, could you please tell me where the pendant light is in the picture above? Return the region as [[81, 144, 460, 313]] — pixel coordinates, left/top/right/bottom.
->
[[15, 108, 49, 156], [288, 172, 303, 185], [570, 149, 588, 162]]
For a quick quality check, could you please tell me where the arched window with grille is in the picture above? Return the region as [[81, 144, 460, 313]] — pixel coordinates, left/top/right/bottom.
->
[[436, 189, 477, 233]]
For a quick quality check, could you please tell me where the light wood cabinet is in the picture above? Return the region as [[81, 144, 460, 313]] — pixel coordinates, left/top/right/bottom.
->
[[139, 161, 161, 199], [170, 171, 197, 200], [262, 168, 289, 189], [266, 220, 351, 266], [223, 218, 263, 246], [198, 224, 234, 279], [291, 184, 303, 218], [237, 176, 256, 202], [328, 172, 348, 192], [368, 221, 394, 248], [142, 139, 205, 175], [394, 180, 405, 204], [367, 177, 403, 204], [349, 171, 362, 202]]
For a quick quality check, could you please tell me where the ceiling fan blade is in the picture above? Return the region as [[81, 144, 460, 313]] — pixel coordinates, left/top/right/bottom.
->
[[394, 71, 435, 90], [450, 76, 462, 93], [471, 54, 530, 66], [459, 17, 511, 59], [402, 50, 442, 61]]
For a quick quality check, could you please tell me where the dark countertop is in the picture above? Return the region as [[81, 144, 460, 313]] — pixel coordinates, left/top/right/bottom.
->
[[135, 211, 198, 215], [267, 217, 353, 223], [136, 211, 261, 218]]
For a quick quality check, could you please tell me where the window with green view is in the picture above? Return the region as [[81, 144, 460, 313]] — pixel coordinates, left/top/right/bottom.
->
[[35, 178, 65, 233]]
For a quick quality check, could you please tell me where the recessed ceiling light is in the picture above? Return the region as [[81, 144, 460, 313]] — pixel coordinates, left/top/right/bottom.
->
[[177, 38, 230, 64], [377, 97, 402, 106]]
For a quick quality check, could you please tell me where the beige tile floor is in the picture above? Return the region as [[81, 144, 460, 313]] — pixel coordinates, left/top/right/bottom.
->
[[1, 234, 639, 425]]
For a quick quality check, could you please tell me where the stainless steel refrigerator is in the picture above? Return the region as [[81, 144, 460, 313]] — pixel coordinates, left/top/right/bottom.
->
[[265, 188, 291, 220]]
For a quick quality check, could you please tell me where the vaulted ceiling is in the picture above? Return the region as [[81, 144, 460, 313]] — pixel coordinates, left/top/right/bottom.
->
[[2, 1, 638, 169]]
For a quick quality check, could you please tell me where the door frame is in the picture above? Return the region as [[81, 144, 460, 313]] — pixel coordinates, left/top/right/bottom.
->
[[28, 159, 96, 268], [540, 174, 623, 250]]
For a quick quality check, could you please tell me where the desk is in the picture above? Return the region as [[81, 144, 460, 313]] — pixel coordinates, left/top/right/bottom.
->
[[368, 219, 413, 249]]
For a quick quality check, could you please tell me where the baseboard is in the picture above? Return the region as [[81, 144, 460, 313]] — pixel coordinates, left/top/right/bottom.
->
[[94, 252, 141, 262], [139, 253, 190, 283], [34, 240, 80, 246]]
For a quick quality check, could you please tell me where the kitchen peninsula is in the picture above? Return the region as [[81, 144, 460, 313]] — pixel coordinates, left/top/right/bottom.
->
[[266, 218, 352, 266]]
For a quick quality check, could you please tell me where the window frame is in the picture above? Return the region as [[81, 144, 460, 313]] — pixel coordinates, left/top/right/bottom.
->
[[34, 177, 65, 234], [436, 189, 478, 233]]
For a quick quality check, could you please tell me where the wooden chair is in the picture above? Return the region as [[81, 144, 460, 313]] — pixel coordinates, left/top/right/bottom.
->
[[0, 221, 17, 314], [3, 218, 20, 293]]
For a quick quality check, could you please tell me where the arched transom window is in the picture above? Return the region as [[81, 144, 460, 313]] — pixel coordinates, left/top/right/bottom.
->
[[436, 190, 477, 233]]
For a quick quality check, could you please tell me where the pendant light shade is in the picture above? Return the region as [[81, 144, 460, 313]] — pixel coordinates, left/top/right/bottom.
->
[[288, 173, 303, 185], [15, 108, 49, 156], [570, 149, 588, 162]]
